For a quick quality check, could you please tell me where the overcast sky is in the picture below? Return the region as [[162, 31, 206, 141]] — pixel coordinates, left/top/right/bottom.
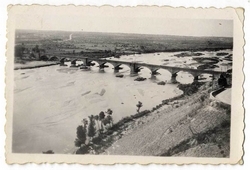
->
[[14, 6, 233, 37]]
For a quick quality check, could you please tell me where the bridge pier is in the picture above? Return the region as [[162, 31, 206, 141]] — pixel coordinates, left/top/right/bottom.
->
[[70, 60, 78, 67], [194, 76, 199, 82], [189, 71, 201, 83], [99, 64, 105, 69], [82, 58, 92, 66], [98, 62, 110, 70], [170, 73, 178, 84], [60, 58, 67, 66], [114, 65, 123, 73], [130, 63, 140, 76], [71, 63, 76, 67], [151, 69, 159, 76], [60, 60, 65, 66]]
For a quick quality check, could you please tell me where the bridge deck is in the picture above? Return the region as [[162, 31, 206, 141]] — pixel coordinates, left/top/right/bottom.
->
[[94, 58, 226, 75], [62, 57, 226, 75]]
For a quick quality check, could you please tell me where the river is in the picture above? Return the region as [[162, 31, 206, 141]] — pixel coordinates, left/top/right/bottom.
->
[[13, 50, 232, 154]]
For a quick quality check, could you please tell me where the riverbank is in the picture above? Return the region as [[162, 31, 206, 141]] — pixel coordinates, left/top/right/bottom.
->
[[14, 61, 59, 70], [75, 82, 231, 157]]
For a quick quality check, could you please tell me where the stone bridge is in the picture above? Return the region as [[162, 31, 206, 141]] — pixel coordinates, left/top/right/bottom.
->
[[55, 57, 226, 82], [41, 55, 225, 82]]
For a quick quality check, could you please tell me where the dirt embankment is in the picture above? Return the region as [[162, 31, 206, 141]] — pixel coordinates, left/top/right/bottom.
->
[[76, 82, 230, 157], [99, 83, 230, 157]]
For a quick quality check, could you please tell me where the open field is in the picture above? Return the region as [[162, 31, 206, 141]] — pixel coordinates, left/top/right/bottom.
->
[[15, 29, 233, 61]]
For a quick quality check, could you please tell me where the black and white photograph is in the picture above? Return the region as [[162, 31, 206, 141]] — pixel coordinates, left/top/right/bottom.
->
[[5, 5, 244, 164]]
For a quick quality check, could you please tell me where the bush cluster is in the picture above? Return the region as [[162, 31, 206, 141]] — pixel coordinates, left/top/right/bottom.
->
[[177, 82, 205, 96]]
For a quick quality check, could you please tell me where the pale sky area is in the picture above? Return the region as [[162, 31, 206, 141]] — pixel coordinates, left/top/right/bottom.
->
[[14, 6, 233, 37]]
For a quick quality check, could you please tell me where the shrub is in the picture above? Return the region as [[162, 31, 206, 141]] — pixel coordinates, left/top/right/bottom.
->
[[88, 115, 96, 139], [136, 101, 143, 113], [99, 111, 105, 130], [76, 145, 90, 154], [92, 136, 103, 145], [75, 125, 87, 147], [178, 82, 205, 96], [131, 110, 151, 119], [123, 116, 134, 123]]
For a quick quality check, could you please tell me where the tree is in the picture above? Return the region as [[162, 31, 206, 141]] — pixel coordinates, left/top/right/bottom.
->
[[106, 108, 113, 115], [40, 49, 46, 53], [93, 115, 100, 130], [102, 116, 113, 129], [136, 101, 143, 113], [74, 125, 87, 147], [14, 45, 25, 59], [32, 45, 41, 59], [81, 118, 88, 126], [88, 115, 96, 141], [32, 45, 40, 53], [99, 111, 105, 130], [106, 109, 113, 127], [30, 53, 36, 59]]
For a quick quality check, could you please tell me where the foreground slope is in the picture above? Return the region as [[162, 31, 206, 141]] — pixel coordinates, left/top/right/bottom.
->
[[103, 84, 230, 157]]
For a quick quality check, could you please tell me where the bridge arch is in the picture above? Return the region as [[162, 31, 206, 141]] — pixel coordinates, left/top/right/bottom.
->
[[138, 65, 155, 73], [115, 64, 131, 75], [152, 68, 179, 83], [71, 59, 78, 64], [104, 62, 116, 68], [176, 71, 197, 84], [154, 68, 172, 80], [136, 66, 154, 78], [59, 57, 72, 66], [156, 68, 173, 75], [88, 60, 99, 67], [48, 56, 59, 61], [60, 57, 71, 62], [40, 55, 49, 61], [161, 68, 180, 75], [119, 63, 132, 69], [98, 61, 116, 68], [88, 60, 122, 69]]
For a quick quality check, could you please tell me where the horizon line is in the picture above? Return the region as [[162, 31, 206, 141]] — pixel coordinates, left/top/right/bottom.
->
[[15, 28, 233, 38]]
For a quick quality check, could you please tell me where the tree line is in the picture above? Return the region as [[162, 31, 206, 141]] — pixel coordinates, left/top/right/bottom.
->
[[74, 108, 114, 149], [74, 101, 143, 154]]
